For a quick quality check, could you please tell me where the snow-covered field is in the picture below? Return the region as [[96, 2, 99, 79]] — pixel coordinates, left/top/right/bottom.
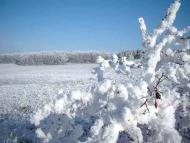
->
[[0, 64, 97, 115], [0, 64, 97, 142]]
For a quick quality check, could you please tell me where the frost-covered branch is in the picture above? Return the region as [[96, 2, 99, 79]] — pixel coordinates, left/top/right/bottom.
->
[[138, 17, 149, 48], [139, 0, 181, 49], [150, 0, 181, 48], [140, 0, 183, 77], [176, 26, 190, 36], [175, 26, 190, 49]]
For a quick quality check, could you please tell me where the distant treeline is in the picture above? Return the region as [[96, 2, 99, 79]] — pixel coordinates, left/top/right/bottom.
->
[[0, 50, 143, 65], [118, 50, 143, 60]]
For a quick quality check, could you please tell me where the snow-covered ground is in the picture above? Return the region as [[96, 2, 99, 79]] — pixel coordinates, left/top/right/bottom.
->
[[0, 64, 97, 142], [0, 62, 189, 143], [0, 64, 97, 115]]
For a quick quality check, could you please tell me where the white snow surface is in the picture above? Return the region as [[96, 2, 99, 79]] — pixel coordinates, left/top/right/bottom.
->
[[0, 64, 96, 116], [0, 64, 98, 142]]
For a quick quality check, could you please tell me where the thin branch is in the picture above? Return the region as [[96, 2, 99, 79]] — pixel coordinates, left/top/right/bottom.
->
[[150, 0, 181, 48], [138, 17, 149, 48], [140, 99, 150, 113]]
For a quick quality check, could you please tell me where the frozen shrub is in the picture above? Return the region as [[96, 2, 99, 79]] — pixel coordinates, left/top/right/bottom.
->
[[30, 0, 190, 142]]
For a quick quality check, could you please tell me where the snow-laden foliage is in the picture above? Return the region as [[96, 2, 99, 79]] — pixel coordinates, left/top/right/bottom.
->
[[30, 0, 190, 142], [0, 51, 144, 65]]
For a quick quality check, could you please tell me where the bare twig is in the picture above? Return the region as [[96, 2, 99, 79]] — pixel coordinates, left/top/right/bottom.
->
[[140, 99, 150, 113]]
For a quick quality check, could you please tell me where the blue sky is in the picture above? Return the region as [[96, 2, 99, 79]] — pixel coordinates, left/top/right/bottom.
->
[[0, 0, 189, 53]]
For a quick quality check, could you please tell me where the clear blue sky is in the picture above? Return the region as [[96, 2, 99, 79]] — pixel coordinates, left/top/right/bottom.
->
[[0, 0, 189, 53]]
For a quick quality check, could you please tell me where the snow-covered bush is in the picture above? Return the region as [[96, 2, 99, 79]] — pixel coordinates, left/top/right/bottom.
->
[[30, 0, 190, 142]]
